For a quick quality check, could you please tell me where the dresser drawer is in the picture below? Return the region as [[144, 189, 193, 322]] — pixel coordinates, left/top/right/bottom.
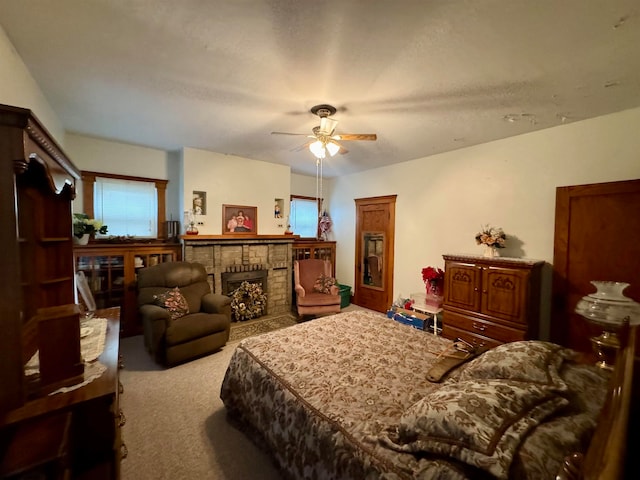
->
[[442, 324, 503, 350], [443, 310, 525, 343]]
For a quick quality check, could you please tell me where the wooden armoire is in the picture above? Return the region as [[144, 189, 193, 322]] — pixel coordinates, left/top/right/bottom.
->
[[0, 103, 82, 414], [442, 254, 544, 349]]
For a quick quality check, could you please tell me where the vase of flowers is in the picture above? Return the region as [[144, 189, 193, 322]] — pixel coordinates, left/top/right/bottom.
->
[[73, 213, 108, 244], [422, 266, 445, 306], [475, 225, 506, 257]]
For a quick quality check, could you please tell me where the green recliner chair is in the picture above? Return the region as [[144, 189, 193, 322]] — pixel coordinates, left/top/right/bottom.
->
[[137, 261, 231, 366]]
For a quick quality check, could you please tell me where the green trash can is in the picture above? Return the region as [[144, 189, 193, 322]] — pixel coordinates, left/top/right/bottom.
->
[[338, 284, 351, 308]]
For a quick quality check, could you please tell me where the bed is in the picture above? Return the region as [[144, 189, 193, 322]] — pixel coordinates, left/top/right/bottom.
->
[[220, 310, 635, 479]]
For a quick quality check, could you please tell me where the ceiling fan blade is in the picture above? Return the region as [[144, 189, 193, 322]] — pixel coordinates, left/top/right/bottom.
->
[[334, 133, 377, 141], [291, 141, 313, 152], [338, 143, 349, 155], [271, 131, 308, 136]]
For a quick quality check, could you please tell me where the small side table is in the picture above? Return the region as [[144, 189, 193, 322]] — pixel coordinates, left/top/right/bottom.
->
[[411, 303, 443, 336]]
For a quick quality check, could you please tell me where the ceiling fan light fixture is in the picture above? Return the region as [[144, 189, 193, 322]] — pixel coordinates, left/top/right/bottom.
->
[[309, 140, 326, 159], [326, 141, 340, 157]]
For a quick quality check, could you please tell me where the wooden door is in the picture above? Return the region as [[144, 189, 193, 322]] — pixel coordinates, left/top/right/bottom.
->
[[552, 179, 640, 353], [354, 196, 396, 312]]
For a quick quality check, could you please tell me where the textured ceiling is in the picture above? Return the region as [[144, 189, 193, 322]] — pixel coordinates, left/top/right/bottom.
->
[[1, 0, 639, 177]]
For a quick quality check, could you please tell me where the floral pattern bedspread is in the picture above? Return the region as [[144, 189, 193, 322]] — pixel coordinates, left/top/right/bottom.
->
[[220, 310, 608, 479]]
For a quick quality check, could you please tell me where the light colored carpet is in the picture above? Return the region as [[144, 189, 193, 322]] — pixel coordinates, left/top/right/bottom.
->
[[119, 306, 367, 479], [119, 326, 287, 479]]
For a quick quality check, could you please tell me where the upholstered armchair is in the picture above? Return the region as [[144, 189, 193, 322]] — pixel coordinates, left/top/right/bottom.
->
[[293, 259, 341, 318], [137, 261, 231, 366]]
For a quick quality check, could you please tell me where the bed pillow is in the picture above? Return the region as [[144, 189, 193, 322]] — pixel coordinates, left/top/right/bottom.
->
[[381, 379, 568, 480], [313, 274, 336, 294], [153, 287, 189, 320], [456, 340, 573, 391]]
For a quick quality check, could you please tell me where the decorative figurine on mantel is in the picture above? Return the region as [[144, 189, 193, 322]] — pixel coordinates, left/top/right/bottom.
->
[[284, 215, 293, 235], [185, 209, 199, 235]]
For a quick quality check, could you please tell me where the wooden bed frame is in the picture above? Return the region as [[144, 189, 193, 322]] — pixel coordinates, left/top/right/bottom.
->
[[558, 322, 637, 479]]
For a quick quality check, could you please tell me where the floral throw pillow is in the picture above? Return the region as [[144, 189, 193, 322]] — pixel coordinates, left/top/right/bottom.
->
[[153, 287, 189, 320], [381, 379, 568, 480], [313, 274, 336, 294], [456, 340, 574, 391]]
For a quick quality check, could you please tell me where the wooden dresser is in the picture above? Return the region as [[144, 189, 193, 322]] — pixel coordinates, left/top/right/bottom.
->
[[0, 309, 124, 479], [442, 254, 544, 349]]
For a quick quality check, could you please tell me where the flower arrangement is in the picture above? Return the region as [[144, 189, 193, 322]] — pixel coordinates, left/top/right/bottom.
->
[[230, 281, 267, 321], [475, 225, 506, 248], [422, 266, 445, 294], [73, 213, 108, 238]]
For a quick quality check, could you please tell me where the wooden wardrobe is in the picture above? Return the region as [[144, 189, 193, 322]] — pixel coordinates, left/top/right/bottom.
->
[[552, 179, 640, 353]]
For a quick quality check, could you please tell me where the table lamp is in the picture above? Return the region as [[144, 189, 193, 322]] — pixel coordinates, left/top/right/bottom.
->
[[574, 281, 640, 370]]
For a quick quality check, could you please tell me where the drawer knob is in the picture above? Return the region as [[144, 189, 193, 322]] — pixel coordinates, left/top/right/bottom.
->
[[472, 322, 486, 332], [119, 409, 127, 427]]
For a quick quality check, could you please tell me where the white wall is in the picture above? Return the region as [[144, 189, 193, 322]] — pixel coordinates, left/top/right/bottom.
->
[[330, 106, 640, 338], [0, 26, 65, 144], [291, 173, 318, 197], [182, 147, 291, 235], [64, 133, 180, 220], [63, 138, 293, 235]]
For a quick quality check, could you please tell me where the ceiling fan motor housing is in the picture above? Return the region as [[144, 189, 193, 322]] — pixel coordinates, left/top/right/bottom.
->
[[310, 104, 337, 118]]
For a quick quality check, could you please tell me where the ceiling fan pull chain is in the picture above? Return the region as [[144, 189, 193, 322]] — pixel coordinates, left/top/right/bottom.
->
[[320, 157, 323, 215]]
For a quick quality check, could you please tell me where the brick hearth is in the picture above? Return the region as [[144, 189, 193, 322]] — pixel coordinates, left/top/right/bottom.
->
[[182, 235, 295, 316]]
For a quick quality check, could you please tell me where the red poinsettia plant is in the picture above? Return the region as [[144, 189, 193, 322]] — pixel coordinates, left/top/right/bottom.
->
[[422, 266, 445, 294]]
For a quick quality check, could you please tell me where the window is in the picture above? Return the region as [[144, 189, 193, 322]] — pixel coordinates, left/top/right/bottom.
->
[[81, 171, 168, 238], [95, 177, 157, 237], [290, 195, 319, 238]]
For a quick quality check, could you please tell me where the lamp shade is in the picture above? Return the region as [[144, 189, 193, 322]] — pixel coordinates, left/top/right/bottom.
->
[[326, 141, 340, 157], [309, 140, 326, 159], [574, 281, 640, 328]]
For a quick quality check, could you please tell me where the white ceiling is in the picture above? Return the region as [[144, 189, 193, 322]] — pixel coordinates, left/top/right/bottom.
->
[[1, 1, 639, 177]]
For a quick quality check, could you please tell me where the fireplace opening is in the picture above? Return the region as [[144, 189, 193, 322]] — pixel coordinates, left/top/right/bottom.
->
[[222, 269, 268, 297]]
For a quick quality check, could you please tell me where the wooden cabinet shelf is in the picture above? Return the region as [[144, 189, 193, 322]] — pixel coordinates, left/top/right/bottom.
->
[[74, 243, 182, 337], [442, 254, 544, 349], [292, 240, 336, 273], [40, 277, 74, 285]]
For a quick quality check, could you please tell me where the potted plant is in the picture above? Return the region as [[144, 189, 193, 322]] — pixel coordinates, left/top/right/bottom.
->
[[73, 213, 108, 244]]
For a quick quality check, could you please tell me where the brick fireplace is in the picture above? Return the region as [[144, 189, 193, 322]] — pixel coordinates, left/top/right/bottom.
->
[[182, 235, 296, 316]]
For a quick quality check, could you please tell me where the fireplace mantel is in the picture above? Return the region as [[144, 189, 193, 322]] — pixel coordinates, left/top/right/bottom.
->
[[181, 234, 299, 242]]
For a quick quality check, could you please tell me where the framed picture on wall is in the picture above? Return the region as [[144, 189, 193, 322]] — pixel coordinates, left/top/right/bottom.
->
[[193, 191, 207, 215], [223, 204, 257, 234]]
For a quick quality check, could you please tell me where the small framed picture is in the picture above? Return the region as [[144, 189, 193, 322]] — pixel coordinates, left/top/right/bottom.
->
[[193, 191, 207, 215], [223, 204, 257, 234]]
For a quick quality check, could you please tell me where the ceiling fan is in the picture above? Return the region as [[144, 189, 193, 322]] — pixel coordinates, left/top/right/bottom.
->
[[271, 104, 377, 159]]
